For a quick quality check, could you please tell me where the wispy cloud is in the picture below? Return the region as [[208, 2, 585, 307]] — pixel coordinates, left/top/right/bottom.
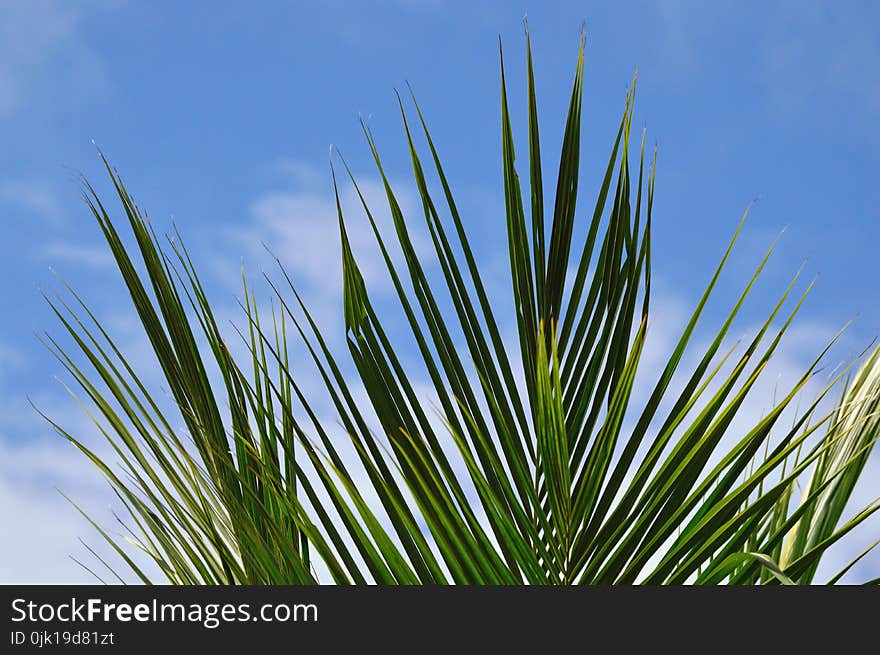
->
[[0, 0, 114, 117], [760, 2, 880, 115], [0, 379, 123, 583], [648, 0, 880, 117], [0, 340, 25, 375], [40, 241, 114, 270], [0, 427, 153, 583], [648, 1, 742, 81], [0, 178, 64, 223], [215, 160, 432, 332]]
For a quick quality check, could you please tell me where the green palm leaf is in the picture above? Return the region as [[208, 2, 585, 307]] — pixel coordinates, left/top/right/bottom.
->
[[42, 31, 880, 585]]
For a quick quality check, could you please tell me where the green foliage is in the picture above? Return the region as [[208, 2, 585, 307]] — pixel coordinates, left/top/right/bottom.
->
[[41, 33, 880, 584]]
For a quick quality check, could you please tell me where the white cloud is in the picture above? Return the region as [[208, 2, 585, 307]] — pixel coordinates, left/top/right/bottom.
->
[[0, 0, 113, 117], [649, 2, 742, 81], [0, 430, 169, 584], [0, 179, 64, 223], [245, 167, 426, 295], [647, 1, 880, 119], [760, 2, 880, 116], [40, 241, 114, 270], [0, 316, 166, 584], [212, 160, 435, 337], [0, 341, 25, 376], [0, 477, 103, 583], [0, 407, 125, 583]]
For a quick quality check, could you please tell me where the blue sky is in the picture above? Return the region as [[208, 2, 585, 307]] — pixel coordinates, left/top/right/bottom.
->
[[1, 0, 879, 583]]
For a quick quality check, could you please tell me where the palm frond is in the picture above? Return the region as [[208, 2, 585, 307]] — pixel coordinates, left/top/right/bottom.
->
[[42, 31, 880, 585]]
